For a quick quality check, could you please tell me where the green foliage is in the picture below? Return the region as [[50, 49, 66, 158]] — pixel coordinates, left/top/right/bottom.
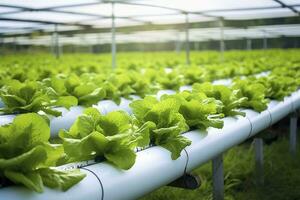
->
[[130, 96, 190, 159], [59, 108, 154, 169], [0, 80, 67, 116], [0, 50, 300, 193], [192, 82, 247, 117], [161, 91, 224, 130], [251, 75, 298, 100], [43, 74, 106, 107], [0, 113, 86, 192], [232, 79, 269, 112]]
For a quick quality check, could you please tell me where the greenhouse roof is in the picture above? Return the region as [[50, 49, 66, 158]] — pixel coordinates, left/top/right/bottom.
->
[[3, 23, 299, 46], [0, 0, 299, 44]]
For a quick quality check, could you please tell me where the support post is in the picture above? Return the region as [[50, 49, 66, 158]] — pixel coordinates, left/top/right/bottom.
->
[[50, 34, 54, 54], [263, 37, 267, 50], [263, 31, 267, 50], [184, 13, 190, 65], [290, 112, 298, 156], [0, 37, 3, 55], [54, 24, 60, 59], [212, 154, 224, 200], [194, 42, 199, 51], [219, 18, 225, 62], [175, 32, 181, 53], [111, 2, 116, 68], [254, 138, 264, 186], [90, 45, 93, 54], [247, 38, 252, 51], [13, 37, 17, 53]]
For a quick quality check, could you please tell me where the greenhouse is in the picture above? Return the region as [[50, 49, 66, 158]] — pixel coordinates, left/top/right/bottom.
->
[[0, 0, 299, 200]]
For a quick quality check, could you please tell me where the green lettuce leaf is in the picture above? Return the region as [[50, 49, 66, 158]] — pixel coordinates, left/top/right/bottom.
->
[[0, 113, 85, 192], [60, 108, 152, 169], [130, 97, 190, 159]]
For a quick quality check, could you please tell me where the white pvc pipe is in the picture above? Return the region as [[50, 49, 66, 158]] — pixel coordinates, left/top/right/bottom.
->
[[0, 169, 102, 200], [85, 146, 187, 200], [184, 116, 251, 172], [243, 109, 272, 137], [1, 89, 300, 200], [0, 114, 15, 126], [291, 90, 300, 109], [212, 79, 232, 86], [118, 95, 141, 114], [268, 98, 293, 125], [179, 85, 192, 92], [49, 106, 85, 136], [94, 100, 119, 115], [156, 89, 176, 99], [0, 98, 136, 137], [0, 107, 85, 137]]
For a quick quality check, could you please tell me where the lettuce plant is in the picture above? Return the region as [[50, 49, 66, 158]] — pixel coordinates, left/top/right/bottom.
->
[[0, 80, 76, 116], [130, 96, 191, 159], [43, 74, 105, 107], [161, 91, 224, 130], [192, 82, 247, 117], [232, 79, 268, 112], [59, 108, 154, 170], [0, 113, 85, 192]]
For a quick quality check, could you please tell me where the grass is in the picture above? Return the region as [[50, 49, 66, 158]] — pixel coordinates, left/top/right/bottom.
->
[[140, 126, 300, 200]]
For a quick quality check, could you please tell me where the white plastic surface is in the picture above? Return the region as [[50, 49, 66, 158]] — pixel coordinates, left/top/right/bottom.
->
[[268, 98, 293, 125], [156, 89, 176, 99], [86, 146, 187, 200], [184, 116, 251, 171], [0, 169, 102, 200], [118, 95, 141, 114], [291, 90, 300, 110], [0, 114, 15, 126], [243, 109, 271, 137], [95, 100, 119, 115], [212, 79, 232, 86], [179, 85, 192, 92], [49, 106, 85, 136]]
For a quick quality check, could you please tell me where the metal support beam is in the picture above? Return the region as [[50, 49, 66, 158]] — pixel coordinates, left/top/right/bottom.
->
[[13, 37, 17, 53], [89, 45, 93, 54], [175, 32, 181, 53], [212, 154, 224, 200], [54, 24, 60, 59], [290, 112, 298, 156], [219, 18, 225, 62], [194, 42, 199, 51], [254, 138, 264, 186], [50, 34, 54, 54], [263, 34, 268, 49], [111, 2, 116, 69], [273, 0, 300, 15], [0, 17, 90, 28], [184, 13, 190, 65], [0, 37, 4, 55], [263, 37, 267, 49], [247, 38, 252, 50]]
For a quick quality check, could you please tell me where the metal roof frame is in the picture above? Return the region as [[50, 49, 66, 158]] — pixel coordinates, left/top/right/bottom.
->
[[1, 0, 299, 35]]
